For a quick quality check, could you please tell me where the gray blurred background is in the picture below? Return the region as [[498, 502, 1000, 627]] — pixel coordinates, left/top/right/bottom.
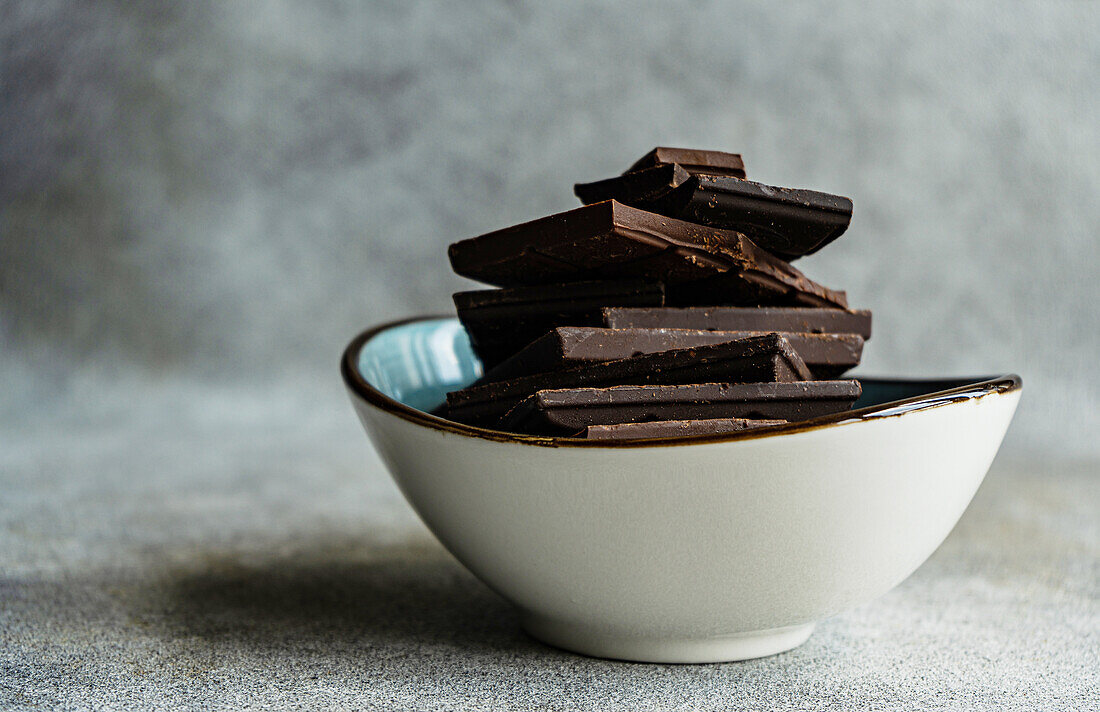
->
[[4, 4, 1100, 709], [2, 1, 1098, 455]]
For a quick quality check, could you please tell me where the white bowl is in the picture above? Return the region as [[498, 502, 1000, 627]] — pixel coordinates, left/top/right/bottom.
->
[[342, 316, 1021, 663]]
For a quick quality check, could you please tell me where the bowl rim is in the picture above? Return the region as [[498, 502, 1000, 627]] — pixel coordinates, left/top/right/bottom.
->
[[341, 315, 1022, 448]]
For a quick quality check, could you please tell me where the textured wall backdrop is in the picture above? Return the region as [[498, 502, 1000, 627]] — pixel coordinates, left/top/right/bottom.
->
[[2, 1, 1098, 456]]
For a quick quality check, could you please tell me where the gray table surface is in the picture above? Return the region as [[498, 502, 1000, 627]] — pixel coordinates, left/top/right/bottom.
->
[[2, 378, 1098, 711]]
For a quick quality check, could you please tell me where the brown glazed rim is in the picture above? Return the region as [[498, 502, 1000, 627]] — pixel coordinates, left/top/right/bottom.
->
[[340, 315, 1022, 449]]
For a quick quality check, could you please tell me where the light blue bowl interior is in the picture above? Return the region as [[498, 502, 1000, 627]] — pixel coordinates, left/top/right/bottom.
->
[[356, 318, 986, 415], [358, 318, 483, 412]]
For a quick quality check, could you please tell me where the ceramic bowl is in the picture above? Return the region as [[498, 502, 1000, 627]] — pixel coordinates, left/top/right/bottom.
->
[[341, 316, 1021, 663]]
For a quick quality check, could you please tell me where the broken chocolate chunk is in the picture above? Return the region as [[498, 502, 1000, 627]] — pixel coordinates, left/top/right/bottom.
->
[[500, 380, 863, 435], [445, 334, 813, 426]]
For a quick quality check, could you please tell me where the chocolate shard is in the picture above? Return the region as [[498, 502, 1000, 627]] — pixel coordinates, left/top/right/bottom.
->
[[661, 175, 852, 258], [454, 279, 664, 369], [444, 334, 813, 427], [500, 380, 863, 435], [574, 163, 692, 206], [582, 418, 786, 441], [626, 147, 747, 178], [477, 327, 864, 383], [447, 201, 848, 309], [602, 306, 872, 339], [577, 173, 852, 260]]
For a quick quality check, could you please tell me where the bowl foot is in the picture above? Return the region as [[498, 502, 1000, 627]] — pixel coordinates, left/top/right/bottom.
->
[[521, 614, 816, 663]]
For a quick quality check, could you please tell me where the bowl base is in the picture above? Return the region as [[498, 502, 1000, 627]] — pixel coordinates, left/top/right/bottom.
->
[[521, 614, 816, 664]]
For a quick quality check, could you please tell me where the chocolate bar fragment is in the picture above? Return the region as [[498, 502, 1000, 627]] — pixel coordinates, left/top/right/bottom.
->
[[445, 334, 813, 426], [447, 201, 848, 308], [500, 380, 863, 435], [582, 418, 786, 440], [478, 327, 864, 383], [574, 163, 691, 206], [626, 147, 746, 178], [454, 279, 664, 369], [603, 306, 872, 339], [576, 173, 852, 260], [662, 175, 852, 258]]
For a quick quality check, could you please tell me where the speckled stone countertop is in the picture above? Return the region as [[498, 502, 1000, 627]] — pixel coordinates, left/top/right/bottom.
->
[[2, 383, 1097, 711]]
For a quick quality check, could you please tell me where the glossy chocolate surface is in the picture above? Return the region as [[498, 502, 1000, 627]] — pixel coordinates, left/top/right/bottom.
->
[[576, 173, 851, 260], [454, 279, 664, 368], [479, 327, 864, 383], [625, 147, 747, 178], [448, 201, 848, 308], [500, 380, 863, 435], [445, 334, 813, 426]]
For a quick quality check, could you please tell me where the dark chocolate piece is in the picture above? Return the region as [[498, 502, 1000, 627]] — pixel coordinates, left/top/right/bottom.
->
[[478, 327, 864, 383], [500, 380, 863, 435], [659, 174, 852, 258], [445, 334, 813, 426], [447, 201, 848, 309], [582, 418, 786, 440], [626, 147, 747, 178], [577, 173, 852, 260], [454, 279, 664, 369], [602, 306, 872, 339], [574, 163, 691, 206]]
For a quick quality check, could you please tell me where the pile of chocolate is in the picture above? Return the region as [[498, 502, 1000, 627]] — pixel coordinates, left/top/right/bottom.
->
[[437, 147, 871, 439]]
